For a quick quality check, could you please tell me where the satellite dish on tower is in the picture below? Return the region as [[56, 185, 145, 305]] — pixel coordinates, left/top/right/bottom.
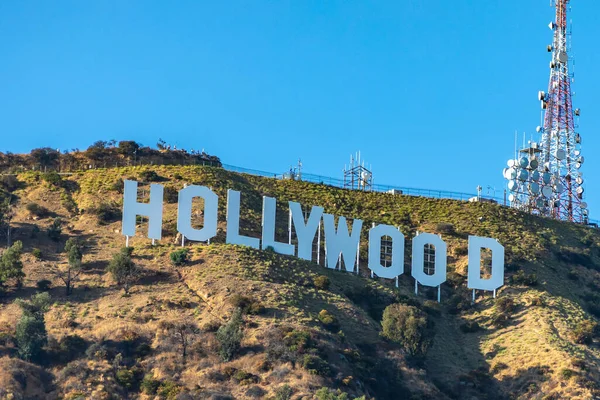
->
[[558, 51, 568, 63], [542, 187, 553, 198]]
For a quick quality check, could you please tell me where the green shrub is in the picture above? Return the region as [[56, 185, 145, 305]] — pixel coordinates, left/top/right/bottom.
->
[[301, 354, 330, 376], [139, 170, 163, 182], [229, 294, 264, 315], [495, 297, 516, 313], [560, 368, 574, 380], [36, 279, 51, 291], [283, 329, 312, 353], [157, 381, 183, 400], [116, 368, 136, 389], [58, 335, 87, 362], [459, 321, 481, 333], [26, 202, 49, 218], [1, 175, 20, 192], [315, 387, 356, 400], [32, 248, 43, 260], [47, 218, 62, 242], [41, 171, 62, 186], [140, 374, 161, 395], [571, 320, 597, 344], [16, 314, 47, 361], [313, 275, 331, 290], [110, 178, 124, 193], [216, 308, 243, 361], [164, 187, 179, 203], [318, 309, 339, 330], [169, 248, 189, 266], [88, 202, 121, 224], [510, 270, 538, 286], [232, 370, 259, 385], [453, 245, 469, 257], [435, 222, 455, 234], [381, 304, 432, 356], [60, 193, 78, 214], [275, 385, 293, 400], [490, 312, 510, 328]]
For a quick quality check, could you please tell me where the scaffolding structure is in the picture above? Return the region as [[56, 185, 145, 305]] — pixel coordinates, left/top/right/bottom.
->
[[343, 152, 373, 191]]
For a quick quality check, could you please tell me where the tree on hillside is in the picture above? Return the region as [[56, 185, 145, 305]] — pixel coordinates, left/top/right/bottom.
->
[[381, 304, 433, 357], [0, 194, 15, 246], [107, 247, 140, 295], [159, 314, 199, 362], [53, 237, 84, 295], [47, 218, 62, 247], [15, 292, 51, 361], [85, 141, 109, 164], [117, 141, 140, 159], [0, 240, 25, 288], [30, 147, 60, 171], [216, 308, 243, 362]]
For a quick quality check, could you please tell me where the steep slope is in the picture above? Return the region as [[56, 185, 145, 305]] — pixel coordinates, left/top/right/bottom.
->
[[0, 165, 598, 399]]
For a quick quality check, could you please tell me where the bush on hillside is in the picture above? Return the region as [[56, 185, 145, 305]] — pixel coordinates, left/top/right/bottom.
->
[[274, 385, 293, 400], [41, 171, 62, 186], [313, 275, 330, 290], [229, 294, 264, 315], [301, 354, 330, 376], [1, 175, 20, 192], [88, 202, 121, 224], [495, 297, 516, 313], [57, 334, 87, 362], [169, 249, 189, 266], [140, 374, 161, 395], [510, 270, 538, 286], [36, 279, 51, 291], [139, 170, 165, 182], [47, 218, 62, 243], [318, 309, 339, 331], [435, 222, 455, 234], [216, 308, 243, 361], [381, 304, 433, 357], [26, 202, 49, 218], [164, 186, 179, 203], [571, 320, 597, 345]]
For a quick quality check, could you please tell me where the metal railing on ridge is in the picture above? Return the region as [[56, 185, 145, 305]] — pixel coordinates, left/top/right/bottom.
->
[[221, 163, 599, 227]]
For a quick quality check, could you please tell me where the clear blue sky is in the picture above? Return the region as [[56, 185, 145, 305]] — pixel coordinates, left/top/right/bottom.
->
[[1, 1, 598, 219]]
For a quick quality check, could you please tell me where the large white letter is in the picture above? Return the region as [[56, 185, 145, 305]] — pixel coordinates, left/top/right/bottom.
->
[[121, 180, 164, 240], [177, 185, 218, 242], [323, 214, 362, 272], [226, 189, 260, 249], [411, 233, 447, 287], [467, 236, 505, 291], [290, 202, 323, 261], [368, 224, 404, 279], [261, 196, 294, 255]]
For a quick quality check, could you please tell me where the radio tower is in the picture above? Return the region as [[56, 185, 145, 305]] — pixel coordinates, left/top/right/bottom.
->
[[503, 0, 588, 223]]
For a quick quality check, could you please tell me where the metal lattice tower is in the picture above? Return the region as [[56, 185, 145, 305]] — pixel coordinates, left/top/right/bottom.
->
[[540, 0, 586, 222], [503, 0, 588, 223]]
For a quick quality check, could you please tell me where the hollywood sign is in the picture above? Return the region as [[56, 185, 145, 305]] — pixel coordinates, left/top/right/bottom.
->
[[121, 180, 504, 300]]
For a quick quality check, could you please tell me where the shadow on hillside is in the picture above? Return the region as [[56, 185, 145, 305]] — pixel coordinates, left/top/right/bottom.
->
[[84, 259, 109, 275], [136, 269, 179, 286], [0, 284, 113, 307]]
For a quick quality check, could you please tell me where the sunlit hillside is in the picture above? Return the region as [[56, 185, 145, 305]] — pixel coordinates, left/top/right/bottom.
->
[[0, 165, 599, 400]]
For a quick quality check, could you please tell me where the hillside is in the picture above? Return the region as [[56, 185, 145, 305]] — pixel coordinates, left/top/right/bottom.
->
[[0, 165, 599, 400]]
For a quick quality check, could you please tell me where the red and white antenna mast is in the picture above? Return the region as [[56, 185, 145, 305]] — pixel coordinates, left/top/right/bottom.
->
[[503, 0, 588, 223], [539, 0, 586, 222]]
